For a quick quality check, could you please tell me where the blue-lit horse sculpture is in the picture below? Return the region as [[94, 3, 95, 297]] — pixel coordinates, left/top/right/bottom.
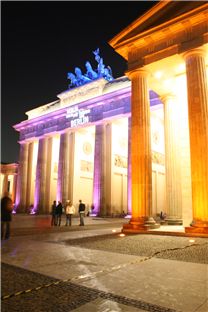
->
[[67, 72, 79, 88], [67, 48, 113, 89], [75, 67, 91, 86], [85, 61, 98, 80]]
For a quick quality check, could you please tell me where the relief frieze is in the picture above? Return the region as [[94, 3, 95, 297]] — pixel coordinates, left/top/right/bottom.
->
[[80, 160, 93, 172], [152, 151, 165, 166], [114, 155, 127, 168]]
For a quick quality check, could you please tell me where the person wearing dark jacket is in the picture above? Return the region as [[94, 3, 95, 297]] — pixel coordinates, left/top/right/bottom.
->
[[56, 201, 63, 226], [1, 193, 13, 240], [51, 200, 57, 226], [78, 199, 85, 226]]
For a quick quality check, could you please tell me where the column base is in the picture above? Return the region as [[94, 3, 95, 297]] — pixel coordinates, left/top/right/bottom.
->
[[185, 220, 208, 234], [185, 226, 208, 234], [89, 213, 98, 217], [166, 217, 183, 225], [122, 217, 160, 233]]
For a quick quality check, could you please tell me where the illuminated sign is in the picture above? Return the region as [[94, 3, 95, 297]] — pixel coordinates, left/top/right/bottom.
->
[[66, 106, 91, 128]]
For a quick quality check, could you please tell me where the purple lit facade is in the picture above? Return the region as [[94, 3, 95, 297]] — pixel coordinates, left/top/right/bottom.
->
[[13, 77, 162, 215]]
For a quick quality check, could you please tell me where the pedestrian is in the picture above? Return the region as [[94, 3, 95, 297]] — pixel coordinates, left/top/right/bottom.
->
[[78, 199, 85, 226], [65, 200, 75, 226], [51, 200, 57, 226], [56, 201, 63, 226], [1, 192, 13, 240], [160, 211, 166, 220]]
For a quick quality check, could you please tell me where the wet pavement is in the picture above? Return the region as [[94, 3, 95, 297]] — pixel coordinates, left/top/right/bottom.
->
[[1, 214, 208, 312]]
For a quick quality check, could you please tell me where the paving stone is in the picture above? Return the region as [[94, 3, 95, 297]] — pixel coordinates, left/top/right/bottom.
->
[[62, 233, 208, 264], [2, 263, 178, 312], [1, 215, 208, 312]]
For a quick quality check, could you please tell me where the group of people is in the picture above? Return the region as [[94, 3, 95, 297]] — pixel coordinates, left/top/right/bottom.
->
[[1, 194, 87, 241], [51, 199, 86, 227]]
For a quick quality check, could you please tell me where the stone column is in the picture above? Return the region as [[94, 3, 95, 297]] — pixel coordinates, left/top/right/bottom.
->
[[123, 69, 158, 232], [93, 123, 112, 216], [26, 142, 34, 208], [15, 142, 29, 212], [105, 123, 112, 216], [12, 174, 18, 204], [34, 137, 48, 213], [2, 175, 8, 195], [93, 124, 104, 216], [45, 137, 53, 213], [57, 132, 70, 205], [68, 132, 75, 203], [162, 95, 182, 225], [127, 117, 132, 216], [183, 48, 208, 234]]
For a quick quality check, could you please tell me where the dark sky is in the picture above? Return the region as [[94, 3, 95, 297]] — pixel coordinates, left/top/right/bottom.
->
[[2, 1, 155, 164]]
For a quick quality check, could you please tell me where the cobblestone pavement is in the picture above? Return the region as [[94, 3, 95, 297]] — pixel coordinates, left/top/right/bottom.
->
[[61, 233, 208, 264], [1, 215, 208, 312], [2, 263, 177, 312]]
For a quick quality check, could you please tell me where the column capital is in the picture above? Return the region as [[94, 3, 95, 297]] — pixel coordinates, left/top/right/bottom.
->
[[59, 130, 69, 135], [182, 47, 207, 60], [160, 93, 177, 104], [19, 141, 30, 146], [125, 67, 149, 80]]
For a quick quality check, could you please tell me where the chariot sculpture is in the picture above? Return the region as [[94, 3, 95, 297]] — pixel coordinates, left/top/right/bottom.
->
[[67, 48, 113, 89]]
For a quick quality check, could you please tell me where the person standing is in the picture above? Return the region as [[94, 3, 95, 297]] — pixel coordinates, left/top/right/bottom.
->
[[1, 193, 13, 240], [51, 200, 57, 226], [65, 200, 75, 226], [56, 201, 63, 226], [78, 199, 85, 226]]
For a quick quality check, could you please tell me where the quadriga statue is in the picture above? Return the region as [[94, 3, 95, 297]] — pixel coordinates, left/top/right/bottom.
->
[[85, 61, 98, 80], [67, 48, 114, 89], [67, 72, 79, 88], [93, 48, 113, 81], [74, 67, 91, 86]]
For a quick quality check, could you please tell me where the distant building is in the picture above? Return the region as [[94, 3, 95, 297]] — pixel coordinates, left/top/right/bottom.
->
[[0, 163, 18, 203]]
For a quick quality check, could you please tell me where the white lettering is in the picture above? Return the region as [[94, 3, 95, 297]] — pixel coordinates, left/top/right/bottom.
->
[[79, 109, 90, 118], [71, 116, 89, 128], [68, 107, 91, 128], [66, 106, 79, 118]]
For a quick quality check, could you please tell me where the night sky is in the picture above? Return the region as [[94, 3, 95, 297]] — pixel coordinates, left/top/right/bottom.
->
[[2, 1, 155, 164]]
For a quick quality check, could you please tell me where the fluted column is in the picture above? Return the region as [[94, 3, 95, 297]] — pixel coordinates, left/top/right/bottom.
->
[[2, 175, 8, 195], [93, 124, 104, 216], [12, 174, 18, 204], [162, 95, 182, 225], [34, 137, 48, 213], [127, 117, 132, 215], [183, 48, 208, 233], [26, 142, 34, 208], [57, 132, 70, 204], [93, 123, 112, 216], [68, 132, 75, 203], [45, 137, 52, 213], [15, 142, 29, 212], [123, 68, 158, 232]]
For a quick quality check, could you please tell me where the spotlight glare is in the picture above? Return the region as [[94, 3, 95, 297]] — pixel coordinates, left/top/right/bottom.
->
[[154, 71, 162, 79], [119, 233, 125, 237], [189, 239, 195, 243]]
